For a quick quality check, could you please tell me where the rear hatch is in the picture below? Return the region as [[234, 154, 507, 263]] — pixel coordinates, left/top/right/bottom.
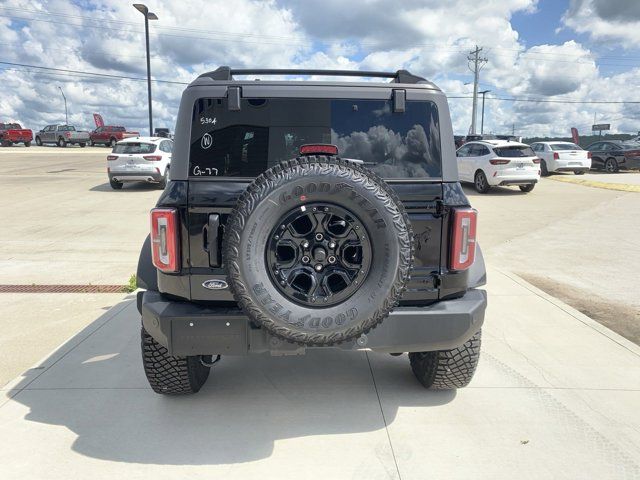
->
[[185, 95, 445, 305], [493, 144, 539, 177], [108, 142, 161, 173]]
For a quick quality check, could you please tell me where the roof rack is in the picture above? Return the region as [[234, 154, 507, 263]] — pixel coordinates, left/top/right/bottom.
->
[[199, 66, 427, 84]]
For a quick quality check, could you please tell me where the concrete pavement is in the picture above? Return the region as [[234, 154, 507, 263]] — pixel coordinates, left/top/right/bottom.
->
[[1, 267, 639, 479]]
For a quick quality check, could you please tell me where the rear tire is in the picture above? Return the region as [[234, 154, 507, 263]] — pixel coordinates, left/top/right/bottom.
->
[[109, 178, 123, 190], [604, 157, 618, 173], [157, 168, 168, 189], [574, 170, 585, 175], [409, 330, 481, 390], [87, 139, 93, 146], [540, 160, 550, 176], [35, 136, 42, 146], [57, 137, 67, 148], [474, 170, 491, 193], [519, 184, 535, 193], [141, 327, 210, 395], [80, 143, 86, 148], [1, 140, 12, 147], [24, 141, 31, 147], [110, 137, 117, 148]]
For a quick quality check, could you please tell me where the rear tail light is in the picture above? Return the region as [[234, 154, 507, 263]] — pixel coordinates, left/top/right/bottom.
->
[[624, 150, 640, 158], [107, 155, 118, 161], [449, 208, 477, 271], [533, 158, 541, 164], [300, 144, 339, 156], [489, 159, 510, 165], [143, 155, 162, 161], [150, 208, 180, 273], [587, 151, 592, 159], [553, 152, 559, 160]]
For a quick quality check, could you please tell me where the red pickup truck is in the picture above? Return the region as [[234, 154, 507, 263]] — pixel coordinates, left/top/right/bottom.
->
[[0, 123, 33, 147], [89, 126, 139, 147]]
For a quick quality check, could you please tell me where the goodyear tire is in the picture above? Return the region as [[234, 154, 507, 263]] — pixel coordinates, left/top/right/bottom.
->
[[223, 156, 413, 346]]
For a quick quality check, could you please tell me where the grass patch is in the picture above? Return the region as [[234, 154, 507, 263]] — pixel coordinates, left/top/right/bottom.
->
[[123, 274, 137, 293]]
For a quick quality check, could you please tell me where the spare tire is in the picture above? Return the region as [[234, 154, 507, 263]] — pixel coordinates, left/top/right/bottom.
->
[[224, 156, 413, 346]]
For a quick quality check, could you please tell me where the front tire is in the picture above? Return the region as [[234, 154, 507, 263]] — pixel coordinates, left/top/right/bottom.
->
[[80, 143, 86, 148], [519, 184, 535, 193], [141, 328, 210, 395], [57, 137, 67, 148], [604, 157, 618, 173], [409, 330, 481, 390], [24, 141, 31, 147], [35, 136, 42, 146], [474, 170, 491, 193], [110, 137, 117, 148]]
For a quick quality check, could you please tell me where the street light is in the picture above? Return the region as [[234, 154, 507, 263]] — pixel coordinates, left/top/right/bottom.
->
[[58, 86, 68, 125], [133, 4, 158, 136], [479, 90, 491, 135]]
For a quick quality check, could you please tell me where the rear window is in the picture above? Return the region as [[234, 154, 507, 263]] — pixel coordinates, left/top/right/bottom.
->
[[59, 125, 76, 131], [111, 126, 126, 132], [550, 143, 581, 151], [112, 142, 156, 154], [189, 98, 441, 178], [494, 145, 535, 158]]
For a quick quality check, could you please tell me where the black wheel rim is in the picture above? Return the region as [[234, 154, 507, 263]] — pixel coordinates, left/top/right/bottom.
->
[[266, 203, 372, 308]]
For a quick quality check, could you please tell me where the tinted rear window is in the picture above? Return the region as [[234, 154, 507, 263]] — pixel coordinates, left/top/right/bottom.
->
[[112, 142, 156, 154], [189, 98, 441, 178], [494, 146, 535, 158], [550, 143, 581, 151]]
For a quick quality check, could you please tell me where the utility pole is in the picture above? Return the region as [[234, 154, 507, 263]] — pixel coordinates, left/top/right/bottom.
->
[[58, 86, 68, 125], [512, 123, 515, 135], [479, 90, 490, 135], [134, 4, 158, 136], [467, 45, 488, 135]]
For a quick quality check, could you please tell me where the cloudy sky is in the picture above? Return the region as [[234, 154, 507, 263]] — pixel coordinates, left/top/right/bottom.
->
[[2, 0, 640, 137]]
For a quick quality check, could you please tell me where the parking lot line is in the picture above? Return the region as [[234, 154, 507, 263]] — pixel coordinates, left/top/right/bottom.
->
[[549, 175, 640, 192]]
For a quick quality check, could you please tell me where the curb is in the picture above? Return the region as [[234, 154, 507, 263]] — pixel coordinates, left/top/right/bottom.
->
[[549, 176, 640, 193]]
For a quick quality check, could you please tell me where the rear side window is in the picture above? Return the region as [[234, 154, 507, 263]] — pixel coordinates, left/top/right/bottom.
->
[[112, 142, 156, 154], [189, 97, 442, 178], [494, 146, 535, 158], [550, 143, 581, 151]]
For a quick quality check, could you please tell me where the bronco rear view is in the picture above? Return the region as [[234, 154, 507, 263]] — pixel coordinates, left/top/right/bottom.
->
[[136, 67, 487, 395]]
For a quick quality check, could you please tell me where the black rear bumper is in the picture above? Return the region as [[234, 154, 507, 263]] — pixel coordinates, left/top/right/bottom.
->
[[139, 289, 487, 356]]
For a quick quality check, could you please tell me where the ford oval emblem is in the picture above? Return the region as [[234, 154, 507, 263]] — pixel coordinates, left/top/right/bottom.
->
[[202, 279, 228, 290]]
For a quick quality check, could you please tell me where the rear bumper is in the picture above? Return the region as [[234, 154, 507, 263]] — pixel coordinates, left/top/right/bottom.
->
[[109, 171, 163, 182], [496, 178, 538, 186], [139, 288, 487, 356]]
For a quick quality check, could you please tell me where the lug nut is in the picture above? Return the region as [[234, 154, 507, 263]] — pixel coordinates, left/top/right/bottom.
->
[[315, 233, 324, 241], [324, 207, 329, 212], [302, 240, 310, 249], [314, 264, 323, 272], [328, 255, 336, 264], [329, 241, 336, 249], [302, 255, 310, 264]]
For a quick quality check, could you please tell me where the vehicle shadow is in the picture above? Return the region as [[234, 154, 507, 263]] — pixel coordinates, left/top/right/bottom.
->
[[6, 298, 455, 466], [90, 182, 162, 192]]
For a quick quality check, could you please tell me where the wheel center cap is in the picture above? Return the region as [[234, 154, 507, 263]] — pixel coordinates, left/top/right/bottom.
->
[[313, 247, 327, 262]]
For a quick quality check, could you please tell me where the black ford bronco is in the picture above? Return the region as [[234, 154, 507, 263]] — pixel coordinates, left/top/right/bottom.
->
[[136, 67, 487, 395]]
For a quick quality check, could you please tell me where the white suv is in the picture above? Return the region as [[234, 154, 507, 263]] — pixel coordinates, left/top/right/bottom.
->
[[456, 140, 541, 193], [107, 137, 173, 190]]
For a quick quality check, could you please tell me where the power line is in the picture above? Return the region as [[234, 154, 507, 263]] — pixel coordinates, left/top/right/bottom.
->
[[0, 61, 188, 85]]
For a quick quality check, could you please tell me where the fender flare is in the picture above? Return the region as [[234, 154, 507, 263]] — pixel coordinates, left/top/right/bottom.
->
[[136, 235, 158, 292]]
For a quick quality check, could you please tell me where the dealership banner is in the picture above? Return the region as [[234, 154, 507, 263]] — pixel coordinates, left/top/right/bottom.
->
[[93, 113, 104, 128], [571, 127, 579, 144]]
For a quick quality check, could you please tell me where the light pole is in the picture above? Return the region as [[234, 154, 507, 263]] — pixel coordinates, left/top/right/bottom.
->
[[133, 4, 158, 136], [479, 90, 491, 135], [58, 86, 68, 125]]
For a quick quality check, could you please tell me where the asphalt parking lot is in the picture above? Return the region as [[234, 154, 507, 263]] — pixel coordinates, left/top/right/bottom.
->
[[1, 147, 639, 478]]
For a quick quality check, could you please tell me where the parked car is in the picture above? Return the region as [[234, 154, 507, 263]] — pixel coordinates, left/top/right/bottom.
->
[[530, 141, 591, 176], [0, 122, 33, 147], [90, 126, 139, 147], [135, 66, 487, 395], [154, 127, 171, 138], [586, 140, 640, 172], [107, 137, 173, 189], [456, 140, 541, 193], [35, 124, 90, 147]]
